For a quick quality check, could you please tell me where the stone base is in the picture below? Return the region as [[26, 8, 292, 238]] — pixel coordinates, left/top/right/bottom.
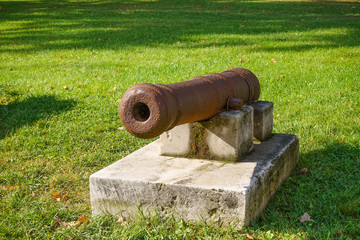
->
[[90, 134, 299, 227], [252, 101, 273, 141], [160, 107, 254, 162]]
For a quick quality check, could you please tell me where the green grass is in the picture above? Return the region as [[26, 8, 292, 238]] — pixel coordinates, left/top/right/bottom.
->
[[0, 0, 359, 239]]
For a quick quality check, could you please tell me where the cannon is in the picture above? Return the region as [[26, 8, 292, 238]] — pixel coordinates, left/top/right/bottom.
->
[[119, 68, 260, 139]]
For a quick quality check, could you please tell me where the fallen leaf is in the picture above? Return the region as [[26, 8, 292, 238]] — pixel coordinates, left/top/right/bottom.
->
[[301, 19, 306, 22], [62, 193, 69, 201], [299, 168, 308, 174], [118, 216, 128, 226], [246, 233, 254, 240], [62, 221, 81, 228], [63, 86, 68, 90], [271, 58, 277, 63], [238, 232, 254, 240], [53, 192, 61, 201], [146, 221, 152, 228], [300, 212, 314, 223], [78, 216, 88, 223], [61, 217, 88, 228], [3, 186, 20, 190]]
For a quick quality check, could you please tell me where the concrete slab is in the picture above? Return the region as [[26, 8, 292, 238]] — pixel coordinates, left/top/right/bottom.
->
[[90, 134, 299, 227]]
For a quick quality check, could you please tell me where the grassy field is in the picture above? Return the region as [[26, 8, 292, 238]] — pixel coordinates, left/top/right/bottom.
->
[[0, 0, 359, 239]]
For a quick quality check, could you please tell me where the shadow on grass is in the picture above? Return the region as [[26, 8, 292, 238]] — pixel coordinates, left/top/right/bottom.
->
[[0, 0, 358, 53], [254, 142, 360, 238], [0, 95, 76, 139]]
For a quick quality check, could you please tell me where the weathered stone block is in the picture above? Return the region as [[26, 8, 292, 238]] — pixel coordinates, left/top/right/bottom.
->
[[160, 106, 254, 162], [251, 101, 273, 141], [90, 134, 299, 227]]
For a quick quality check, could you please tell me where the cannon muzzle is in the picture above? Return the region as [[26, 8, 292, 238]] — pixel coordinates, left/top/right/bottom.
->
[[119, 68, 260, 139]]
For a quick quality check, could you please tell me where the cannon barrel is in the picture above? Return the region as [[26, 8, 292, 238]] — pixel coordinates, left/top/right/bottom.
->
[[119, 68, 260, 139]]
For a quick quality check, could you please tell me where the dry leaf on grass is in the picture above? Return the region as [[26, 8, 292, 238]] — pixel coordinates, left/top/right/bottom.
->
[[61, 217, 89, 228], [62, 221, 81, 228], [246, 233, 254, 240], [53, 192, 61, 201], [299, 168, 308, 174], [53, 192, 69, 201], [300, 212, 314, 223], [3, 186, 20, 190], [238, 231, 254, 240], [118, 216, 128, 226], [62, 193, 69, 201], [78, 217, 88, 223]]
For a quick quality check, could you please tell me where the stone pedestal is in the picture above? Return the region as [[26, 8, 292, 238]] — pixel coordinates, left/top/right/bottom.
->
[[90, 134, 299, 227], [252, 101, 273, 141], [159, 101, 273, 162], [160, 106, 254, 162], [90, 100, 297, 227]]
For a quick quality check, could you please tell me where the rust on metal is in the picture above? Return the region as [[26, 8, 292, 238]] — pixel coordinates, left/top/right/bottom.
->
[[119, 68, 260, 139], [226, 97, 244, 111]]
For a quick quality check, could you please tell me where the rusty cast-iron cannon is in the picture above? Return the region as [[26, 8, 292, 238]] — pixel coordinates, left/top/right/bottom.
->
[[119, 68, 260, 139]]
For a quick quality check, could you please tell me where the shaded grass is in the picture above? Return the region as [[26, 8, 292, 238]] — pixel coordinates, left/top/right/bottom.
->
[[0, 0, 359, 239]]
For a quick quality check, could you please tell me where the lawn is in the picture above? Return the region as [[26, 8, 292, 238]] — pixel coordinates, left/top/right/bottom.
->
[[0, 0, 359, 239]]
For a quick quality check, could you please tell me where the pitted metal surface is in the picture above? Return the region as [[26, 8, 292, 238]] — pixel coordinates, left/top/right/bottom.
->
[[119, 68, 260, 139]]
